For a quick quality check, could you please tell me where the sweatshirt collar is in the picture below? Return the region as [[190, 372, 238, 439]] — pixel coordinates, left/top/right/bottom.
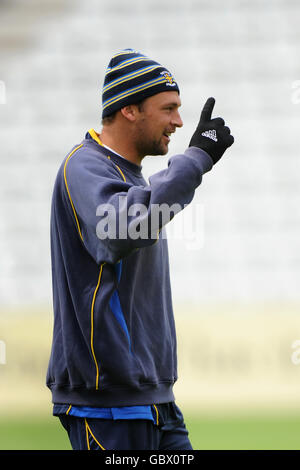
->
[[85, 128, 143, 176]]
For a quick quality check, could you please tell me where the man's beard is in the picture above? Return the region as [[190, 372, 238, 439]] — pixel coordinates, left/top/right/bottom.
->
[[135, 133, 168, 158]]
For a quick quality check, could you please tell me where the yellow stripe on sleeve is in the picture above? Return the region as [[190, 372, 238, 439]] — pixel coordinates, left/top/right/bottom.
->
[[106, 155, 127, 182], [114, 163, 126, 182], [63, 144, 84, 241], [90, 263, 105, 390]]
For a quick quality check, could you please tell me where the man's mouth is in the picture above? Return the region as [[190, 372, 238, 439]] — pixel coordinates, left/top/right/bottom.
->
[[163, 132, 172, 143]]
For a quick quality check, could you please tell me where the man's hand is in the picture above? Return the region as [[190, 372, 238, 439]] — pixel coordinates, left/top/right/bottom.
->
[[189, 97, 234, 164]]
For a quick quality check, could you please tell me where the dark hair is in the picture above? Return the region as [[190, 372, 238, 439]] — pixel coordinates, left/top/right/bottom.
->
[[101, 100, 146, 126], [101, 111, 117, 126]]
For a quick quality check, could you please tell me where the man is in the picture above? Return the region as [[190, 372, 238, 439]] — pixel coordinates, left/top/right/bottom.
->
[[46, 49, 234, 450]]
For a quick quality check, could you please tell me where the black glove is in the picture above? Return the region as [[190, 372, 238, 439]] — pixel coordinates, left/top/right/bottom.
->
[[189, 97, 234, 164]]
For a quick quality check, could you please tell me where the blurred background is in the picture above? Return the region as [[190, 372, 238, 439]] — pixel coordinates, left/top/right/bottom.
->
[[0, 0, 300, 450]]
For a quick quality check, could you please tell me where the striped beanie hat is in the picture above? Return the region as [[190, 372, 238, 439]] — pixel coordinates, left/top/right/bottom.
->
[[102, 49, 180, 118]]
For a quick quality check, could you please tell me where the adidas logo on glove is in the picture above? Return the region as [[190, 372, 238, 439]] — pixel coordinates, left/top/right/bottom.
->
[[201, 130, 218, 142], [189, 97, 234, 165]]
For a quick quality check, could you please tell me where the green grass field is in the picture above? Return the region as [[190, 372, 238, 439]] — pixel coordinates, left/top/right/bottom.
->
[[1, 413, 300, 450]]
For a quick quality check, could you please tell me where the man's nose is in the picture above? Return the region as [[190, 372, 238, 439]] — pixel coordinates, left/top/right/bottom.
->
[[172, 111, 183, 128]]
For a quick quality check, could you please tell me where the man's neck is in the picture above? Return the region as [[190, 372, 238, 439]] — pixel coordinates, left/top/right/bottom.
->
[[99, 127, 143, 166], [101, 142, 125, 160]]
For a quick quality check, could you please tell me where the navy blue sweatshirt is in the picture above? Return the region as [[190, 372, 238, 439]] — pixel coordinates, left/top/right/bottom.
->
[[46, 129, 213, 407]]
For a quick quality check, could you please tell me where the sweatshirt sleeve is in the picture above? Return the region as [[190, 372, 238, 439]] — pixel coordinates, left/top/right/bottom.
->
[[64, 146, 213, 264]]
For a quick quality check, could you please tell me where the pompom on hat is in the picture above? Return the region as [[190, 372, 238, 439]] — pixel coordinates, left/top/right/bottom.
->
[[102, 49, 180, 118]]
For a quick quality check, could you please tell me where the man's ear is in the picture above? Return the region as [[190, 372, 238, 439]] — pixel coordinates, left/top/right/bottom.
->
[[120, 105, 140, 122]]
